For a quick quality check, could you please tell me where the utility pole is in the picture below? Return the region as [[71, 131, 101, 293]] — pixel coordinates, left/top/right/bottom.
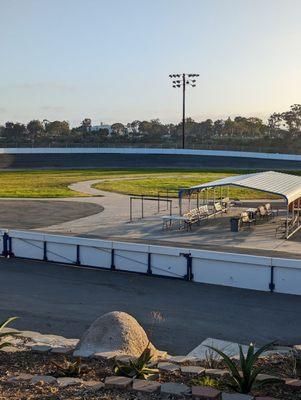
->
[[169, 73, 199, 149]]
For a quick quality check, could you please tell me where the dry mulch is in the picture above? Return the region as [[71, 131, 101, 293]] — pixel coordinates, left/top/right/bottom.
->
[[1, 351, 301, 399]]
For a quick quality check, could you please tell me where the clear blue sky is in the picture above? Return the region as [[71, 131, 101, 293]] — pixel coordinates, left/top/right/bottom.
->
[[0, 0, 300, 126]]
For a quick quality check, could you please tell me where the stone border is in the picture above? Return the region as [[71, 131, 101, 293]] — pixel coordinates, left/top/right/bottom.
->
[[1, 328, 297, 400]]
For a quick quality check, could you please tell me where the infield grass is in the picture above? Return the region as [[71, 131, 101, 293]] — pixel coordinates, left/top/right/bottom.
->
[[0, 169, 297, 199]]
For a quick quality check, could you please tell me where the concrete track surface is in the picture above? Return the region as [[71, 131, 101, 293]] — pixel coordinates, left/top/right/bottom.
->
[[1, 153, 301, 170], [1, 258, 301, 354]]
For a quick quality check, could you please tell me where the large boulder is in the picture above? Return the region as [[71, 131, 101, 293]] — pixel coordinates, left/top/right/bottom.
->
[[74, 311, 157, 358]]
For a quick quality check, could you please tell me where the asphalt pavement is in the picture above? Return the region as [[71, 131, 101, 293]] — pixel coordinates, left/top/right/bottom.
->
[[1, 257, 301, 354]]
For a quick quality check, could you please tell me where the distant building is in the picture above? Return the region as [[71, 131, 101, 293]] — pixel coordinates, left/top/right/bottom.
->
[[91, 122, 113, 134]]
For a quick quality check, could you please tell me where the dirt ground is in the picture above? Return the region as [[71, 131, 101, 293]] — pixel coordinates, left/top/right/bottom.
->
[[0, 200, 103, 229]]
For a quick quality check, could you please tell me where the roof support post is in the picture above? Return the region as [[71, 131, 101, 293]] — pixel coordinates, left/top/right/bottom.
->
[[286, 205, 289, 239]]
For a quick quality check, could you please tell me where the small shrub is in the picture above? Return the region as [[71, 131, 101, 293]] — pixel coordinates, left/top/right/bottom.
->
[[114, 346, 158, 380], [203, 347, 221, 369], [206, 342, 281, 394], [0, 317, 18, 349], [52, 358, 84, 377], [191, 375, 220, 389]]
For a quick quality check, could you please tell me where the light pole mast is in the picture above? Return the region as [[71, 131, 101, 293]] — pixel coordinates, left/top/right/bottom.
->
[[169, 73, 199, 149], [182, 73, 186, 149]]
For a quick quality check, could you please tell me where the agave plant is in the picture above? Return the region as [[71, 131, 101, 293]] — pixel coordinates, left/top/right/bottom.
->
[[206, 342, 280, 394], [114, 346, 158, 380], [0, 316, 19, 349], [52, 357, 84, 377]]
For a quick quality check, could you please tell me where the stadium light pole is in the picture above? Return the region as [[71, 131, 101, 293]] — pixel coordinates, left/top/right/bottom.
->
[[169, 73, 199, 149]]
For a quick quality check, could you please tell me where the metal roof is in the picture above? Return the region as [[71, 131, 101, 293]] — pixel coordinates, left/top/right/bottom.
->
[[183, 171, 301, 204]]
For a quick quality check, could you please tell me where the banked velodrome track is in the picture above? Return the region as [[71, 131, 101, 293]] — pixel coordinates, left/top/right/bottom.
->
[[0, 148, 301, 169]]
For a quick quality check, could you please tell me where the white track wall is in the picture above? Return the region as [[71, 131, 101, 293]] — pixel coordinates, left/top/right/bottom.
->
[[4, 229, 301, 295], [0, 147, 301, 161]]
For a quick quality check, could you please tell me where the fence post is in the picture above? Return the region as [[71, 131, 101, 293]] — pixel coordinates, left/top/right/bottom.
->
[[43, 241, 48, 261], [2, 232, 8, 257], [111, 248, 116, 270], [147, 252, 152, 275], [76, 245, 81, 265], [269, 265, 275, 292], [181, 252, 193, 281]]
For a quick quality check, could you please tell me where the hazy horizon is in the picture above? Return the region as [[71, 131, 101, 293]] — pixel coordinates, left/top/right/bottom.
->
[[1, 0, 300, 126]]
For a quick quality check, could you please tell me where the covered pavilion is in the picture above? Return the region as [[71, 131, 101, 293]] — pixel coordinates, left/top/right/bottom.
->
[[178, 171, 301, 239]]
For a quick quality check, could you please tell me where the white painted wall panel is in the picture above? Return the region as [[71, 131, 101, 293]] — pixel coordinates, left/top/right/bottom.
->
[[11, 238, 44, 260], [80, 245, 111, 269], [46, 242, 77, 264], [192, 258, 270, 291], [114, 250, 148, 273]]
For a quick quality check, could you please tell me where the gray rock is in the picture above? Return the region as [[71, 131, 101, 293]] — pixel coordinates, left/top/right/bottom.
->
[[132, 379, 161, 393], [222, 393, 254, 399], [83, 380, 105, 391], [104, 376, 133, 389], [31, 375, 57, 385], [205, 369, 229, 378], [51, 347, 73, 354], [187, 338, 257, 360], [74, 311, 157, 358], [8, 373, 33, 382], [161, 382, 190, 396], [157, 362, 180, 372], [30, 345, 52, 353], [181, 365, 205, 375], [57, 377, 82, 387]]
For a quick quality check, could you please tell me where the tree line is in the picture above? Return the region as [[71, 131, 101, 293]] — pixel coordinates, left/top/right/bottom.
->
[[0, 104, 300, 153]]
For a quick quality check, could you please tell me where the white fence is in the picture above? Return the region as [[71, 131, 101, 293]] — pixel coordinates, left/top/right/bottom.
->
[[1, 229, 301, 295], [0, 147, 301, 161]]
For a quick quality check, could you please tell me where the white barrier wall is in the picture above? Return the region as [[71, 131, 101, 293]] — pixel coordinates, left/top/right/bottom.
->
[[0, 147, 301, 161], [5, 229, 301, 295]]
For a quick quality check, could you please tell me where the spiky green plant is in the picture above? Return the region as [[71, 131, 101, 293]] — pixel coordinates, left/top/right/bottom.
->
[[52, 358, 84, 377], [206, 342, 280, 394], [191, 375, 220, 389], [114, 346, 158, 380], [0, 317, 19, 349]]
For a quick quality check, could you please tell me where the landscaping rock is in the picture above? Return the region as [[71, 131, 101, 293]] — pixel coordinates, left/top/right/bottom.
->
[[222, 393, 254, 399], [255, 373, 282, 382], [169, 355, 196, 364], [285, 378, 301, 387], [161, 382, 190, 397], [57, 377, 82, 387], [157, 362, 180, 372], [31, 375, 57, 385], [181, 366, 205, 375], [132, 379, 161, 393], [74, 311, 157, 358], [94, 351, 119, 360], [187, 338, 256, 360], [205, 369, 229, 378], [30, 345, 52, 353], [51, 347, 73, 354], [83, 380, 105, 391], [115, 354, 138, 364], [8, 373, 34, 383], [104, 376, 133, 389], [192, 385, 222, 399]]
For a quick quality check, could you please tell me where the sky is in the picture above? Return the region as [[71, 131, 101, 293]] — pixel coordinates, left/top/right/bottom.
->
[[0, 0, 300, 126]]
